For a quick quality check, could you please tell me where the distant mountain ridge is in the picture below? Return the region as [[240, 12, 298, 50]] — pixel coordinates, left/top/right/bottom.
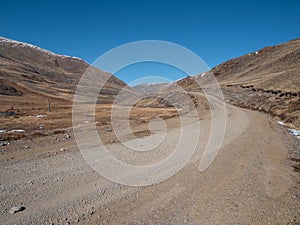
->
[[133, 83, 169, 94], [1, 36, 299, 130]]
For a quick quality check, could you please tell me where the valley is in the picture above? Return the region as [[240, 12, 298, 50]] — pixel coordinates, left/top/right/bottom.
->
[[0, 36, 299, 225]]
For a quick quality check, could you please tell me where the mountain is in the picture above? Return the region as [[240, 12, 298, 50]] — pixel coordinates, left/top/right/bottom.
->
[[213, 38, 300, 92], [1, 35, 299, 140], [214, 38, 300, 129], [164, 38, 300, 129], [0, 36, 137, 140], [0, 36, 135, 103], [133, 83, 169, 94]]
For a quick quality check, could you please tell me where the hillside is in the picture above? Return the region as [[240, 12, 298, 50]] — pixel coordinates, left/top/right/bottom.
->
[[213, 38, 300, 92], [0, 37, 137, 140], [214, 38, 300, 129], [166, 38, 300, 129], [0, 36, 134, 102], [1, 37, 300, 225], [133, 83, 169, 94]]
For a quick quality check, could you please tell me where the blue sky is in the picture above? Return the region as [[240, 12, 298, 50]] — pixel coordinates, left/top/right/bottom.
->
[[1, 0, 300, 83]]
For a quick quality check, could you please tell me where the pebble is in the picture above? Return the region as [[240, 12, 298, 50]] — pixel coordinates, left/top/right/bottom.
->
[[76, 213, 85, 222], [0, 141, 9, 146], [9, 206, 26, 214], [60, 148, 66, 152], [27, 180, 33, 185]]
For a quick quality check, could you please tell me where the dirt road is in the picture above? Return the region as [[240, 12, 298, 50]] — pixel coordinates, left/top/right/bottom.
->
[[1, 101, 299, 224]]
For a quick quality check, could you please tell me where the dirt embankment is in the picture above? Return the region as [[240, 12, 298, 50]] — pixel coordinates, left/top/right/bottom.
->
[[172, 38, 300, 129], [222, 84, 300, 129], [212, 38, 300, 129]]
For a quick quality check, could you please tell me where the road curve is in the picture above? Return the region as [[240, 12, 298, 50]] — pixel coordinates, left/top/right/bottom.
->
[[0, 100, 299, 224]]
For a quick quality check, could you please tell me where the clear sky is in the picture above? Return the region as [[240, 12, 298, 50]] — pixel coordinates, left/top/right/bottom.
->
[[1, 0, 300, 83]]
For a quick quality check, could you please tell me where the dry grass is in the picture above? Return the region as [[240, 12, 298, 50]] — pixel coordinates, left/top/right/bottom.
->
[[0, 91, 179, 141]]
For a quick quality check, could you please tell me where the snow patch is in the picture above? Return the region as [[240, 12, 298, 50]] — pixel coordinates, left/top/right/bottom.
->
[[255, 51, 259, 55], [0, 129, 25, 133], [9, 129, 25, 133], [173, 78, 182, 83], [277, 121, 300, 138], [288, 129, 300, 139], [0, 36, 87, 63], [36, 115, 46, 118], [277, 121, 285, 125]]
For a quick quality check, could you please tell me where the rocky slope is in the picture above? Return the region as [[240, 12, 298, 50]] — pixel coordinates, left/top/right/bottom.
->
[[0, 36, 134, 103], [133, 83, 169, 94], [167, 38, 300, 129], [213, 38, 300, 92], [214, 38, 300, 129], [0, 36, 136, 140]]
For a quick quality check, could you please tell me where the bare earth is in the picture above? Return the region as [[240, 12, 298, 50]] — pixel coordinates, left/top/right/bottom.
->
[[1, 98, 299, 225]]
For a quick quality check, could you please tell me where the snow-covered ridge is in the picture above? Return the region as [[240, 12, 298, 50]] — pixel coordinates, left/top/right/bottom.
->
[[0, 36, 87, 63]]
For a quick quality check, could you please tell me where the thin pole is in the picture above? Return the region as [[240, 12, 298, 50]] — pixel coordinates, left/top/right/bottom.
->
[[47, 97, 51, 112]]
